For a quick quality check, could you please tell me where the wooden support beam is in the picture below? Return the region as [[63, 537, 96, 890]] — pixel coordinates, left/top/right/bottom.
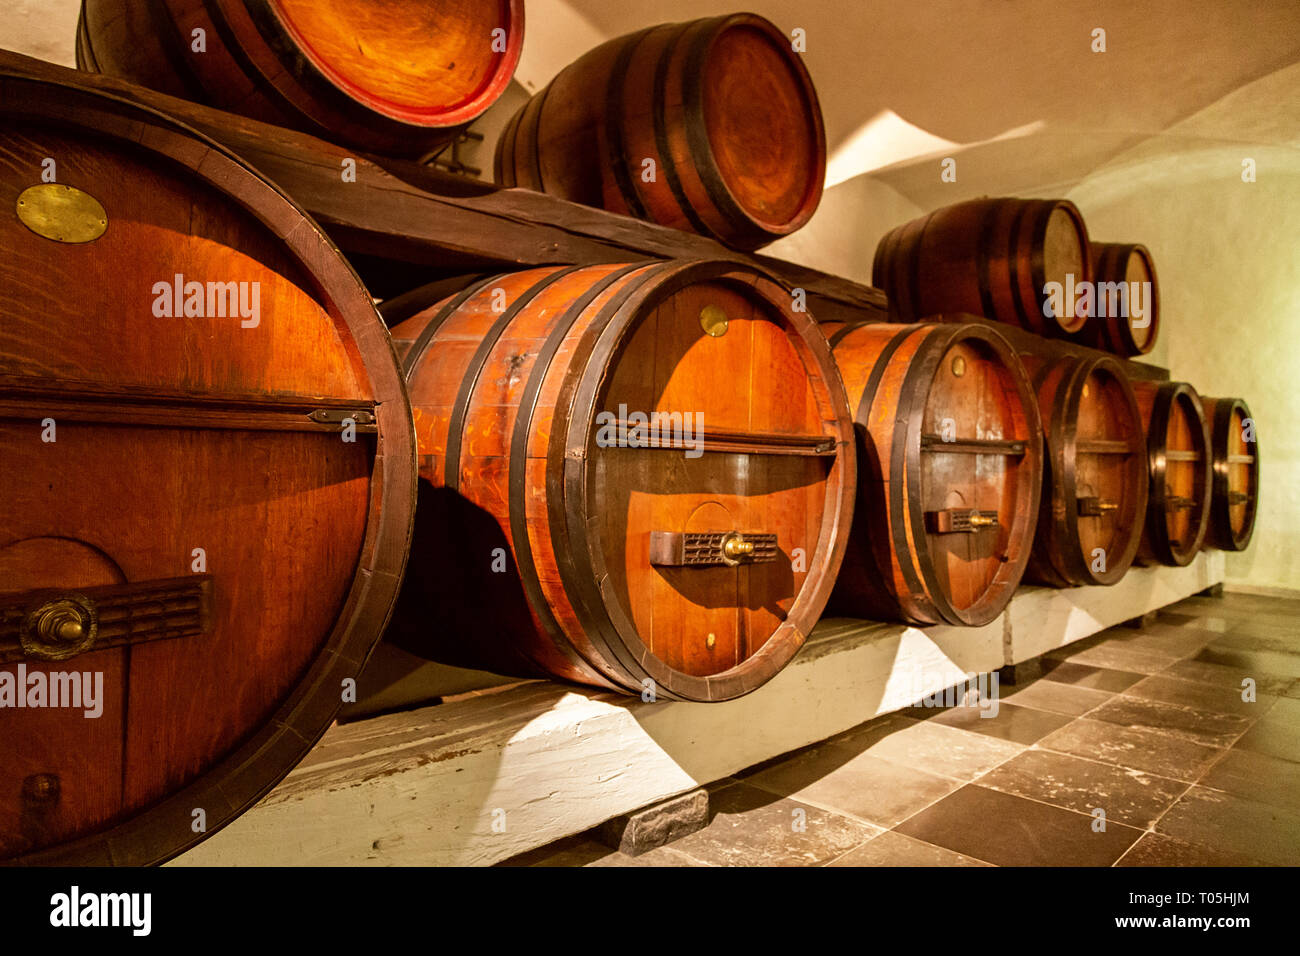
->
[[0, 50, 888, 325]]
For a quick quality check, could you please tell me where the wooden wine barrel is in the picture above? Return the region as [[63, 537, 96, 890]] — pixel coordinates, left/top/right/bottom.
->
[[821, 320, 1042, 626], [494, 14, 826, 251], [1132, 382, 1211, 565], [1074, 242, 1160, 356], [1023, 355, 1148, 587], [77, 0, 524, 156], [0, 74, 415, 864], [873, 198, 1092, 336], [1202, 397, 1259, 551], [386, 261, 855, 701]]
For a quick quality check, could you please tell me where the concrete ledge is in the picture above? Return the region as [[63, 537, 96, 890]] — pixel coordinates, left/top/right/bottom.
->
[[175, 551, 1224, 867]]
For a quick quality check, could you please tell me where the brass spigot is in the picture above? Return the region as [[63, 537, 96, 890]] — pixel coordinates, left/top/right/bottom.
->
[[723, 535, 755, 558]]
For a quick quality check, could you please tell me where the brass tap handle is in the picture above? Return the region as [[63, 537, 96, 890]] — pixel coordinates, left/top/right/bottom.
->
[[925, 509, 1000, 534], [20, 595, 98, 661], [2, 576, 214, 665], [1078, 496, 1120, 517], [650, 531, 779, 567], [723, 535, 755, 559]]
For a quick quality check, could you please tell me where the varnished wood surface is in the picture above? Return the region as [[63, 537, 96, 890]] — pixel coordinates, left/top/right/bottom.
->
[[388, 262, 855, 701], [1202, 397, 1259, 551], [1133, 381, 1211, 566], [1022, 355, 1148, 587], [496, 14, 825, 251], [874, 198, 1092, 337], [77, 0, 524, 156], [0, 73, 414, 865], [823, 321, 1042, 626], [1076, 242, 1160, 356]]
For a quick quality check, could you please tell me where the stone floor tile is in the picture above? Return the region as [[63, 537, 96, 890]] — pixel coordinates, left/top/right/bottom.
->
[[978, 748, 1188, 829], [895, 785, 1143, 866], [1038, 717, 1223, 782]]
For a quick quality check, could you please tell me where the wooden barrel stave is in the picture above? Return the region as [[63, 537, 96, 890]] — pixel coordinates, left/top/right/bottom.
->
[[77, 0, 525, 156], [1133, 381, 1212, 565], [1023, 355, 1148, 587], [873, 198, 1092, 337], [494, 14, 826, 251], [823, 320, 1043, 626], [0, 74, 414, 864], [388, 262, 855, 701], [1202, 397, 1259, 551]]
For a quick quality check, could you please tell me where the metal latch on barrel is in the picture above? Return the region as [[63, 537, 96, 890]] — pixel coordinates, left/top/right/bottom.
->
[[309, 408, 376, 426], [650, 531, 779, 567], [1164, 495, 1197, 511], [1077, 497, 1119, 517], [0, 576, 213, 663], [925, 509, 999, 533]]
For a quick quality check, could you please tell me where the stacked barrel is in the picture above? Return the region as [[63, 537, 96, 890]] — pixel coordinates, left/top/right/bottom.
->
[[870, 197, 1258, 589], [495, 13, 826, 250]]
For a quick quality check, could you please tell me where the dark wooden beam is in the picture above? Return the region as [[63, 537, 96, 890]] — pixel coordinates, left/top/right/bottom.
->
[[0, 49, 888, 324]]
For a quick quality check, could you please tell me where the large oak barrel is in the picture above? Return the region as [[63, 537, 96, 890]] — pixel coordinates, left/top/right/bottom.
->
[[1023, 355, 1148, 587], [1132, 382, 1211, 565], [386, 262, 855, 701], [822, 321, 1043, 626], [77, 0, 524, 156], [1202, 397, 1259, 551], [873, 198, 1092, 336], [1074, 242, 1160, 356], [0, 73, 415, 863], [494, 14, 826, 251]]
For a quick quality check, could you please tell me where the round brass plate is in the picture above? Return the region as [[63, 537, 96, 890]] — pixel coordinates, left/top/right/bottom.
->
[[16, 184, 108, 244], [951, 355, 966, 377], [699, 305, 729, 337]]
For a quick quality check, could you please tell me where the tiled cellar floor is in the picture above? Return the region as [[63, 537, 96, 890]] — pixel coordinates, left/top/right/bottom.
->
[[508, 590, 1300, 866]]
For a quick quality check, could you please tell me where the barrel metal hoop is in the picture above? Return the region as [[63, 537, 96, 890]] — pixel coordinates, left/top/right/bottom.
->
[[507, 262, 651, 679], [525, 80, 552, 192], [604, 27, 657, 221], [400, 274, 506, 378], [444, 266, 586, 493], [140, 0, 210, 102], [651, 21, 723, 242], [974, 200, 1000, 324], [680, 16, 766, 246], [1005, 199, 1038, 333], [856, 324, 930, 621]]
